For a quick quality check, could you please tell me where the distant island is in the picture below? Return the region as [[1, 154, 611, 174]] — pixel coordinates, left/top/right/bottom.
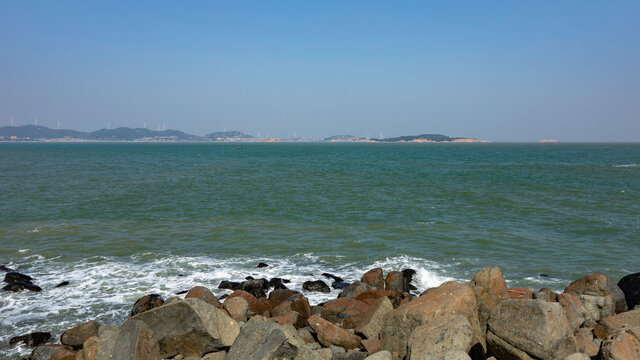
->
[[0, 125, 488, 143]]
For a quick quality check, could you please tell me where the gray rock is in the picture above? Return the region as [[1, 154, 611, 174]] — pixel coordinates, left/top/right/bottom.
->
[[340, 281, 375, 299], [443, 350, 472, 360], [202, 351, 226, 360], [563, 353, 590, 360], [28, 345, 70, 360], [109, 319, 160, 360], [131, 297, 239, 358], [407, 315, 474, 360], [364, 351, 392, 360], [355, 297, 393, 340], [564, 273, 627, 314], [96, 324, 122, 360], [61, 320, 101, 347], [580, 294, 615, 326], [487, 299, 577, 360]]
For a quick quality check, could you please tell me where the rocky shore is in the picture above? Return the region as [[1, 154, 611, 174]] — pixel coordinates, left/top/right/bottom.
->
[[5, 265, 640, 360]]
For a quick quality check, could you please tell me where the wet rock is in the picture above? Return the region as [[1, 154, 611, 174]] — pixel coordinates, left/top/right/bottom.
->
[[226, 320, 323, 360], [323, 273, 344, 282], [3, 281, 42, 292], [241, 279, 269, 299], [9, 331, 51, 347], [175, 290, 188, 295], [487, 299, 577, 360], [332, 281, 351, 289], [185, 286, 222, 308], [599, 326, 640, 360], [594, 309, 640, 340], [380, 281, 482, 360], [130, 298, 239, 358], [303, 280, 331, 293], [4, 271, 33, 283], [218, 280, 242, 291], [618, 272, 640, 310], [257, 262, 269, 268], [339, 281, 375, 299], [564, 273, 627, 314], [269, 277, 289, 290], [407, 315, 474, 360], [361, 268, 384, 290], [55, 281, 70, 288], [469, 267, 509, 332], [308, 315, 362, 350], [355, 297, 393, 340], [130, 294, 164, 316], [246, 276, 255, 280], [61, 320, 101, 347], [0, 264, 15, 272]]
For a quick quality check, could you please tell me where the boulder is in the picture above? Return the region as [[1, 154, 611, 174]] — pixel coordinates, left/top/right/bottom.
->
[[574, 328, 600, 357], [297, 326, 316, 343], [361, 268, 384, 290], [303, 280, 331, 293], [185, 286, 222, 308], [564, 273, 627, 313], [218, 280, 242, 291], [3, 281, 42, 292], [130, 298, 239, 358], [0, 264, 15, 272], [594, 309, 640, 340], [334, 350, 369, 360], [55, 281, 70, 288], [442, 350, 472, 360], [130, 294, 164, 316], [468, 267, 509, 330], [385, 271, 405, 293], [272, 310, 305, 329], [227, 289, 270, 315], [61, 320, 101, 347], [508, 287, 535, 299], [4, 271, 33, 283], [223, 296, 249, 322], [558, 293, 588, 331], [241, 279, 269, 299], [362, 338, 383, 354], [364, 351, 392, 360], [580, 294, 615, 326], [268, 289, 301, 306], [379, 281, 482, 360], [323, 273, 345, 282], [270, 293, 312, 320], [487, 299, 577, 360], [95, 324, 121, 360], [355, 297, 393, 339], [308, 315, 362, 350], [333, 281, 351, 289], [340, 281, 375, 299], [407, 315, 474, 360], [562, 353, 590, 360], [203, 351, 226, 360], [225, 320, 324, 360], [269, 278, 289, 290], [29, 345, 74, 360], [108, 319, 160, 360], [599, 326, 640, 360], [355, 290, 397, 302], [618, 272, 640, 310], [82, 336, 99, 360], [321, 297, 369, 328], [9, 331, 51, 347], [257, 262, 269, 268], [533, 288, 559, 302]]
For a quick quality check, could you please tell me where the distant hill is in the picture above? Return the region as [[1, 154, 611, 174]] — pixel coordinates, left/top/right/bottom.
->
[[87, 127, 198, 141], [205, 131, 253, 140], [323, 134, 367, 142], [0, 125, 86, 139], [375, 134, 453, 142]]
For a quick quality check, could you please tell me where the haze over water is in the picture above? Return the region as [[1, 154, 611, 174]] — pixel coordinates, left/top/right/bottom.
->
[[1, 142, 639, 358]]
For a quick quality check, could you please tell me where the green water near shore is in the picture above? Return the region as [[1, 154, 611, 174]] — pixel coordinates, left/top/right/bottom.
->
[[0, 142, 639, 358]]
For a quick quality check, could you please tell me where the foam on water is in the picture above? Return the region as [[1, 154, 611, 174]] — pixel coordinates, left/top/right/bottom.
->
[[0, 253, 455, 359], [613, 163, 639, 168]]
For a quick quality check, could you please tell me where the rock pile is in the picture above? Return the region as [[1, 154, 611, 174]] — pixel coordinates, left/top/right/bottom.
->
[[11, 268, 640, 360]]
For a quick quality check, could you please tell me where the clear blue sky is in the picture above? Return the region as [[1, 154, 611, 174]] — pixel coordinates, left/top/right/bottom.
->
[[1, 1, 639, 141]]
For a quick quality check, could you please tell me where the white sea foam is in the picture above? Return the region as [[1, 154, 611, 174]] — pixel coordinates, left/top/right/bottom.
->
[[0, 253, 457, 359], [614, 163, 639, 168]]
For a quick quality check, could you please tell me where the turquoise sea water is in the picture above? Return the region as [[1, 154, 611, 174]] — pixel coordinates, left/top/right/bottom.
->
[[1, 142, 639, 358]]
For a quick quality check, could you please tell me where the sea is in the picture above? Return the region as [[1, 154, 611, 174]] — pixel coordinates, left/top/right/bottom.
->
[[1, 142, 639, 358]]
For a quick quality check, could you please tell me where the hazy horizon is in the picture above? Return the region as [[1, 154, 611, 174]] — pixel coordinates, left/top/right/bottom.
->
[[2, 2, 639, 142]]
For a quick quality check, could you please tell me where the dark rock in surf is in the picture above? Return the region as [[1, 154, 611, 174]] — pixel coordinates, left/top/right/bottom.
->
[[269, 278, 289, 290], [241, 279, 268, 298], [303, 280, 331, 293], [55, 281, 69, 288], [130, 294, 164, 316], [175, 290, 188, 295], [618, 272, 640, 309], [218, 280, 242, 291], [257, 262, 269, 268], [245, 276, 255, 280], [3, 281, 42, 292], [9, 332, 51, 347], [323, 273, 345, 282], [4, 271, 34, 284], [332, 281, 350, 289], [0, 264, 15, 272]]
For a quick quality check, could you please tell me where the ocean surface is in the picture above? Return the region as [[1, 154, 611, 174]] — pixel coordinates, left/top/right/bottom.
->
[[1, 142, 639, 358]]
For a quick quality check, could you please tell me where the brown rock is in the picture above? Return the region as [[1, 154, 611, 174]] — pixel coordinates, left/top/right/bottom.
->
[[270, 293, 312, 320], [379, 281, 482, 360], [558, 293, 588, 331], [486, 331, 534, 360], [355, 289, 397, 302], [574, 328, 600, 357], [185, 286, 222, 308], [469, 267, 509, 331], [321, 297, 369, 328], [271, 311, 305, 329], [50, 346, 78, 360], [227, 289, 270, 315], [487, 299, 577, 360], [130, 294, 164, 316], [109, 319, 160, 360], [361, 268, 384, 290], [362, 338, 383, 354], [508, 287, 535, 299], [61, 321, 101, 348], [223, 296, 249, 322], [298, 326, 316, 343], [533, 288, 559, 302], [308, 315, 362, 350], [407, 315, 475, 360], [82, 336, 99, 360], [355, 297, 394, 339], [340, 281, 376, 299], [565, 273, 627, 314], [594, 309, 640, 340], [29, 345, 74, 360], [599, 326, 640, 360], [268, 289, 300, 307], [385, 271, 405, 293]]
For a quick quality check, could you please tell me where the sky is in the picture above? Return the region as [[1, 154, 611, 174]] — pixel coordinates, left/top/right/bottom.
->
[[1, 1, 639, 141]]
